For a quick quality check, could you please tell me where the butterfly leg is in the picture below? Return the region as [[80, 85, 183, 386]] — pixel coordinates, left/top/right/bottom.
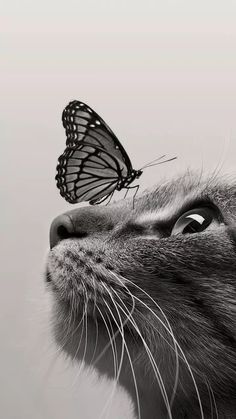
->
[[105, 191, 115, 206], [123, 188, 130, 199], [132, 185, 139, 209], [124, 185, 139, 209]]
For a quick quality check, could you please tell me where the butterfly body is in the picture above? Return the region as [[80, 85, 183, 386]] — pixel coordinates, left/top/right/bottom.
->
[[56, 100, 143, 205], [116, 169, 143, 190]]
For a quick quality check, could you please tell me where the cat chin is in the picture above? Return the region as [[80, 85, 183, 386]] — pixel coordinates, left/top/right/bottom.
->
[[51, 297, 213, 419]]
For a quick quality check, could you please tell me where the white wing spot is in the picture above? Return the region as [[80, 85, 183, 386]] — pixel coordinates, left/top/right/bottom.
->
[[90, 124, 95, 128], [95, 120, 101, 125]]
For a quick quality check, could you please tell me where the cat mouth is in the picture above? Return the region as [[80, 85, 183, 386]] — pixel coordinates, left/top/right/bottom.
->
[[46, 247, 139, 337], [47, 250, 115, 292]]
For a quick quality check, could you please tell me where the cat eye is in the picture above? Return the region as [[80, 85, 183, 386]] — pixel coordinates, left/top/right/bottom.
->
[[171, 207, 221, 236]]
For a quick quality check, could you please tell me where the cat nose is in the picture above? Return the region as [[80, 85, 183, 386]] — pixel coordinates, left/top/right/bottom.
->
[[49, 207, 115, 249], [50, 213, 77, 249]]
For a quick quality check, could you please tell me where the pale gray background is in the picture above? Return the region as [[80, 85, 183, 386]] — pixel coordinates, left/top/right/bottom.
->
[[1, 1, 236, 418]]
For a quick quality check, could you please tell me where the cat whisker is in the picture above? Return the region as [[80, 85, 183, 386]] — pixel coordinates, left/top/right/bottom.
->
[[105, 309, 119, 379], [60, 291, 76, 348], [205, 379, 214, 419], [95, 303, 124, 419], [98, 314, 124, 419], [111, 272, 205, 419], [68, 288, 87, 354], [70, 282, 89, 387], [206, 378, 219, 419], [125, 283, 205, 419], [90, 277, 99, 364], [96, 304, 118, 379], [130, 294, 180, 408], [111, 272, 180, 407], [93, 287, 135, 367], [102, 284, 126, 381], [107, 282, 173, 417], [131, 306, 180, 407], [101, 285, 141, 419], [44, 291, 86, 387], [51, 289, 81, 357], [114, 295, 173, 419], [90, 315, 99, 365]]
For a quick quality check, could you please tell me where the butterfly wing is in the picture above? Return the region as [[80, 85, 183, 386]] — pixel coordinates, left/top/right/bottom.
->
[[56, 142, 124, 204], [62, 100, 133, 178]]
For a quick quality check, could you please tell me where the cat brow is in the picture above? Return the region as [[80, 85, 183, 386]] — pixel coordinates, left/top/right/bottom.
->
[[135, 195, 217, 226]]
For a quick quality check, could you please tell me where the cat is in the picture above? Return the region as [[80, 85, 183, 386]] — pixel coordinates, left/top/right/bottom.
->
[[46, 171, 236, 419]]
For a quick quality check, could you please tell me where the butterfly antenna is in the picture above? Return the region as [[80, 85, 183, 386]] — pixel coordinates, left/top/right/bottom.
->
[[141, 156, 177, 170], [140, 155, 166, 169]]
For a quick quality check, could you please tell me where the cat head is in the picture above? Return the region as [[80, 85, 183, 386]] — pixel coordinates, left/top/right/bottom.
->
[[46, 172, 236, 419]]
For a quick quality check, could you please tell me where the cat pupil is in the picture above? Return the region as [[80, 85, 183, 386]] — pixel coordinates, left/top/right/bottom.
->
[[182, 217, 210, 234]]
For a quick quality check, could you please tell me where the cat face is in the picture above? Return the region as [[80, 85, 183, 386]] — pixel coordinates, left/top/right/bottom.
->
[[46, 173, 236, 419]]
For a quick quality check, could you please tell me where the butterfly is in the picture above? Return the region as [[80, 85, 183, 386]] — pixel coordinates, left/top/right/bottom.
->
[[56, 100, 176, 205]]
